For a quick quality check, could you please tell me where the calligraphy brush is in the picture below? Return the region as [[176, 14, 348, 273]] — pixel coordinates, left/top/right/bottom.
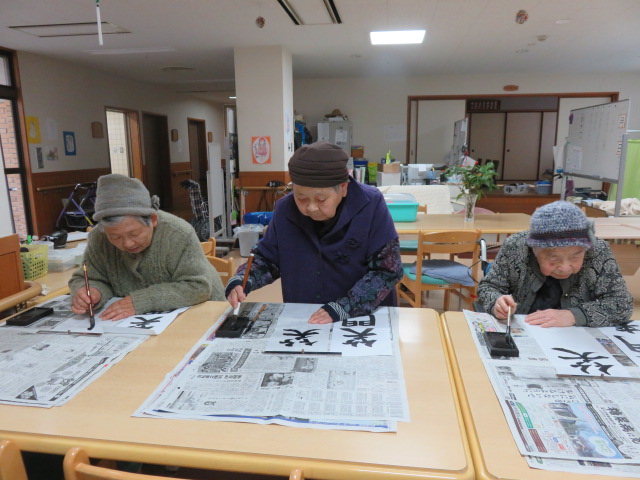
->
[[233, 253, 254, 316], [506, 305, 511, 337], [82, 261, 95, 330]]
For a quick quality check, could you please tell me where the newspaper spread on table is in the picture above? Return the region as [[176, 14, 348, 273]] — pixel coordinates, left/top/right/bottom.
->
[[464, 310, 640, 477], [30, 295, 188, 335], [135, 302, 409, 432], [0, 326, 146, 407]]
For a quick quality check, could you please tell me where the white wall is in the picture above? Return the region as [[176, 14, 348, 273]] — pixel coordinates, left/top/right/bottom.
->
[[234, 46, 293, 172], [17, 52, 225, 173], [293, 72, 640, 164]]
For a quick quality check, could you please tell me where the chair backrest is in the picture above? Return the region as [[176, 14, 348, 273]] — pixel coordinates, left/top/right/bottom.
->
[[63, 447, 304, 480], [416, 230, 482, 281], [206, 254, 235, 282], [200, 236, 217, 256], [0, 440, 28, 480]]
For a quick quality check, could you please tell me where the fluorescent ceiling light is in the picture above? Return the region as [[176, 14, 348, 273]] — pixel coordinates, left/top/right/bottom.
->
[[229, 96, 237, 99], [10, 22, 128, 37], [84, 47, 175, 55], [370, 30, 425, 45]]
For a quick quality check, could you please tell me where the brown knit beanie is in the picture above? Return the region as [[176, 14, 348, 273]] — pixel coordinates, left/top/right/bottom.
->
[[93, 174, 160, 221], [288, 141, 349, 187]]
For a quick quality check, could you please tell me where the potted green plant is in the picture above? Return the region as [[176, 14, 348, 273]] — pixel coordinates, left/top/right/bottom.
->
[[445, 162, 498, 222]]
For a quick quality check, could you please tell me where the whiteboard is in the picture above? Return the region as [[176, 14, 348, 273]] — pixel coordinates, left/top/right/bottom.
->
[[565, 99, 630, 182]]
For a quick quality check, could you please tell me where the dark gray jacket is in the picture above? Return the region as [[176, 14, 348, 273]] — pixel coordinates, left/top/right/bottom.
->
[[477, 231, 633, 327]]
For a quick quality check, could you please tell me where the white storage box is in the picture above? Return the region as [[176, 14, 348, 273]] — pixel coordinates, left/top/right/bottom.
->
[[376, 171, 401, 186], [48, 246, 84, 272]]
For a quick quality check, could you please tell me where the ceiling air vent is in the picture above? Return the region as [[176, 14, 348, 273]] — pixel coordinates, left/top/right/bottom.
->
[[276, 0, 341, 26]]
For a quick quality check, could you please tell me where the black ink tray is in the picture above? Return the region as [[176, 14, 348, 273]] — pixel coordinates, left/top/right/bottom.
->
[[216, 315, 251, 338], [483, 331, 519, 357]]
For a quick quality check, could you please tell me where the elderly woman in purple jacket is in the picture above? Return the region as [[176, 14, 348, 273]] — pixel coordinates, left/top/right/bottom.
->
[[226, 141, 403, 324]]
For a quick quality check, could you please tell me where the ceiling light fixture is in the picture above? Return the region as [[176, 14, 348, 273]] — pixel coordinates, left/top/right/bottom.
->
[[10, 22, 128, 37], [370, 30, 425, 45], [85, 47, 175, 55]]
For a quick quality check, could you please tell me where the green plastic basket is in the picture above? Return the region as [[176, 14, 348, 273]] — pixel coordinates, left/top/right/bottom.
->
[[21, 244, 49, 280]]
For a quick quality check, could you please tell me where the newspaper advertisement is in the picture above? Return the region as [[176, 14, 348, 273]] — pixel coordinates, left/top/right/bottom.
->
[[464, 311, 640, 474], [135, 303, 408, 431], [29, 295, 187, 335], [0, 328, 146, 407]]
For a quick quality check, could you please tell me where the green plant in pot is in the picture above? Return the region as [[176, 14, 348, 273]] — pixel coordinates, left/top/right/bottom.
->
[[445, 162, 498, 222]]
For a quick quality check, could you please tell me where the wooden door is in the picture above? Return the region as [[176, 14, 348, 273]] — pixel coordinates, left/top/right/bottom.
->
[[468, 113, 505, 177], [503, 112, 541, 181]]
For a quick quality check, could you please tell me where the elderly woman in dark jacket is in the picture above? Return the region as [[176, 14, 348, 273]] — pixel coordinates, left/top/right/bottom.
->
[[477, 201, 633, 328], [225, 141, 403, 324]]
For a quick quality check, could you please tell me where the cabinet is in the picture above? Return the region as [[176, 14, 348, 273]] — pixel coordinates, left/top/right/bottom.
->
[[317, 121, 352, 155]]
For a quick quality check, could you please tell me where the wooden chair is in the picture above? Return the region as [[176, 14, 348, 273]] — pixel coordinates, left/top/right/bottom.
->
[[454, 207, 502, 260], [0, 440, 28, 480], [63, 447, 304, 480], [206, 254, 235, 283], [398, 204, 427, 256], [200, 236, 217, 256], [397, 230, 481, 310]]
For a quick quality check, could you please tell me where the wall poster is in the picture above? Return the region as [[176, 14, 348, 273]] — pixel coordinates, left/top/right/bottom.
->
[[252, 136, 271, 164]]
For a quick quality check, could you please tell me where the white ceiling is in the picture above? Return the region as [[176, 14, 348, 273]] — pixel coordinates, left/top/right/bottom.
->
[[2, 0, 640, 104]]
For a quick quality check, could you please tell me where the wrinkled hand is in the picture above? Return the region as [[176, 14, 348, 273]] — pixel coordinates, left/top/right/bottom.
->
[[71, 287, 102, 315], [99, 296, 135, 321], [226, 285, 246, 309], [525, 309, 576, 328], [492, 295, 517, 320], [308, 308, 333, 324]]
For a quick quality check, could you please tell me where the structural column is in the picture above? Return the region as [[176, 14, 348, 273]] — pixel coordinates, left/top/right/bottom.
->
[[234, 46, 294, 213]]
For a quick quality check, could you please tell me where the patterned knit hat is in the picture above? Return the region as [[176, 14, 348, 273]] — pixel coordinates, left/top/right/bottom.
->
[[93, 174, 160, 221], [527, 201, 593, 249], [288, 141, 349, 187]]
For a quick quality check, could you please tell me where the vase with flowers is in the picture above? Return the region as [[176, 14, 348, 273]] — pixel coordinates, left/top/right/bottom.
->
[[446, 162, 498, 222]]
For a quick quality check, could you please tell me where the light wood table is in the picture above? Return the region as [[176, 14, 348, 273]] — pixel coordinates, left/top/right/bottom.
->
[[593, 217, 640, 276], [594, 217, 640, 240], [0, 303, 473, 480], [441, 311, 639, 480], [394, 213, 531, 235]]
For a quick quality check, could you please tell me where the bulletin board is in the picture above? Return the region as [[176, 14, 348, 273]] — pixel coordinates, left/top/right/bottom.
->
[[564, 99, 630, 182]]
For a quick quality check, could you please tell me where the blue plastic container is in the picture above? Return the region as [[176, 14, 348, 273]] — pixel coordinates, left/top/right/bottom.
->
[[243, 211, 273, 225]]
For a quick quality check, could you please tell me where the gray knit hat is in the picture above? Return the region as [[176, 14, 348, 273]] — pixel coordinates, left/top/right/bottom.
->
[[527, 201, 594, 249], [93, 174, 160, 221], [288, 141, 349, 187]]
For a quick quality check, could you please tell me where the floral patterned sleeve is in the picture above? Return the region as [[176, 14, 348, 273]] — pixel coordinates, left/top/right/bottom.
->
[[323, 238, 403, 322], [224, 239, 403, 322]]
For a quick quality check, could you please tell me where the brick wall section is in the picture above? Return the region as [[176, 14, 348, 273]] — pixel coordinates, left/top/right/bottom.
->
[[0, 99, 28, 238], [0, 99, 19, 168]]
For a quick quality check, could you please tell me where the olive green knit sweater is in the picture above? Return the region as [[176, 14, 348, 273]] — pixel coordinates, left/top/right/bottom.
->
[[69, 211, 224, 313]]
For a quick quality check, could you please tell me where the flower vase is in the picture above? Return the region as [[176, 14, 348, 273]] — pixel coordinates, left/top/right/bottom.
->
[[463, 193, 478, 222]]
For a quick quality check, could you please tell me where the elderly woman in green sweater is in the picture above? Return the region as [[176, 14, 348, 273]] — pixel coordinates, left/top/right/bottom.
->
[[69, 174, 224, 321]]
